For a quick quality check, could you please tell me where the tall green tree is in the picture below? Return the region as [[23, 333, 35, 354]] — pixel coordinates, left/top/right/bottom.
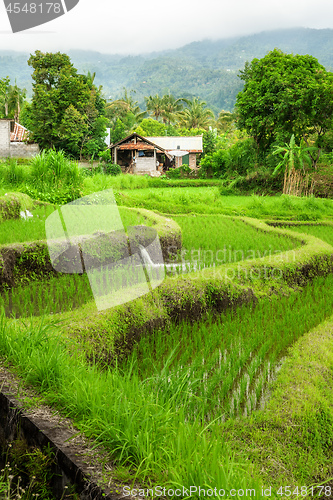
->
[[0, 77, 26, 121], [236, 49, 333, 163], [27, 51, 107, 158], [0, 76, 10, 117]]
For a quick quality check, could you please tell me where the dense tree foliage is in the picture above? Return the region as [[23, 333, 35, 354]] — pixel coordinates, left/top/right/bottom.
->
[[27, 51, 108, 158], [236, 49, 333, 159]]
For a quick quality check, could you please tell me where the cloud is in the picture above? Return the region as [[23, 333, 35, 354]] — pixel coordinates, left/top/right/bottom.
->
[[0, 0, 333, 54]]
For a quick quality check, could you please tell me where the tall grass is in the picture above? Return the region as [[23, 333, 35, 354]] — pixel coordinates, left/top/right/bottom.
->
[[1, 275, 333, 496], [0, 158, 28, 187], [104, 187, 333, 219], [29, 150, 82, 192], [25, 150, 84, 203], [0, 315, 259, 498]]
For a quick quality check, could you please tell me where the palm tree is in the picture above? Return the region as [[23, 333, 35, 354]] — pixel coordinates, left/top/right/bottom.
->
[[145, 94, 165, 121], [216, 110, 236, 133], [7, 83, 26, 122], [160, 94, 189, 124], [106, 88, 146, 124], [177, 98, 214, 130]]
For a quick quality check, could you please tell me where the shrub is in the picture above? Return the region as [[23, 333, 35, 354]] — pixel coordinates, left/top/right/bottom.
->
[[165, 164, 193, 179], [105, 163, 122, 176], [29, 149, 83, 192], [199, 150, 228, 178], [224, 138, 258, 175], [98, 149, 111, 164]]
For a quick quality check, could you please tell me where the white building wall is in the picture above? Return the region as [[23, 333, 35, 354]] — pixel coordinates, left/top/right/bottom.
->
[[0, 121, 10, 157]]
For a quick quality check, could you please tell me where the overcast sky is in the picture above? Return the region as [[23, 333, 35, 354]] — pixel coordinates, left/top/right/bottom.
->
[[0, 0, 333, 55]]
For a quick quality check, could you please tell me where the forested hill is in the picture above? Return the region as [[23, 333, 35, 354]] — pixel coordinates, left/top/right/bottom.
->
[[1, 27, 333, 113]]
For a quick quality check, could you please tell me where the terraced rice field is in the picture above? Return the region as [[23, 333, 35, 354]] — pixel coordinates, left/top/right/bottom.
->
[[174, 215, 300, 271], [126, 273, 333, 421], [279, 223, 333, 246]]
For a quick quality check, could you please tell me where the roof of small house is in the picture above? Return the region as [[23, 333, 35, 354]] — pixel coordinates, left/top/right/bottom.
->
[[145, 136, 203, 153], [10, 122, 29, 142], [108, 133, 166, 152], [109, 133, 203, 154]]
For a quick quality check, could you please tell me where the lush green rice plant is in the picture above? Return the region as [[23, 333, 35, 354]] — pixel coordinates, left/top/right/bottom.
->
[[174, 215, 300, 270], [0, 206, 154, 246], [0, 204, 56, 245], [82, 173, 220, 193], [283, 224, 333, 246], [1, 274, 333, 495], [125, 274, 333, 421], [0, 273, 93, 318], [103, 186, 333, 219], [0, 314, 259, 497]]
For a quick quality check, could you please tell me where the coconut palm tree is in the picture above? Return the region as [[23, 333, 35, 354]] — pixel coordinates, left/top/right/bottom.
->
[[160, 94, 190, 124], [177, 98, 214, 130], [216, 110, 237, 133], [7, 82, 26, 122], [106, 88, 146, 126], [145, 94, 165, 121]]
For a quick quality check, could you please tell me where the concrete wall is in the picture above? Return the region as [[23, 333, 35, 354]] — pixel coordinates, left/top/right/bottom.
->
[[0, 121, 10, 157], [135, 157, 156, 172], [10, 142, 39, 158]]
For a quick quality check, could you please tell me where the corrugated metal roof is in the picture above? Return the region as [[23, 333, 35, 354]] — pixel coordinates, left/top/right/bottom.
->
[[10, 122, 29, 142], [145, 136, 203, 152]]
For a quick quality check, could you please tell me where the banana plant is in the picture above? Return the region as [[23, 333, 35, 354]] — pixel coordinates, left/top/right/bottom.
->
[[272, 134, 317, 176]]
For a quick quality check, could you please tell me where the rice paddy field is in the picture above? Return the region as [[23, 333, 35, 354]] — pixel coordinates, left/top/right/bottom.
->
[[1, 187, 333, 498], [0, 205, 155, 245], [0, 213, 301, 317], [1, 274, 333, 498], [277, 223, 333, 246], [126, 273, 333, 421], [174, 215, 300, 270]]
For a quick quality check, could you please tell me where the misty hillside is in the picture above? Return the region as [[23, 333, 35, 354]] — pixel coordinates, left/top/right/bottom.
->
[[1, 27, 333, 113]]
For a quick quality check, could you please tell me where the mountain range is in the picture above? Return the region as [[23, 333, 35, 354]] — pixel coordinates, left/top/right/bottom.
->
[[1, 27, 333, 114]]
